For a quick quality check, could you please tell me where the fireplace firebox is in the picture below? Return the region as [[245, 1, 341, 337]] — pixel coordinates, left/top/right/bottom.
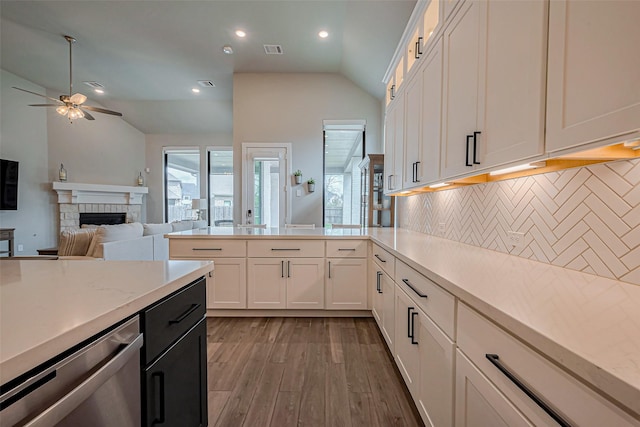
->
[[79, 213, 126, 227]]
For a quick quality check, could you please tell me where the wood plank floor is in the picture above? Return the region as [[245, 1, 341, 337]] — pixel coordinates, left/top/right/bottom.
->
[[206, 317, 424, 427]]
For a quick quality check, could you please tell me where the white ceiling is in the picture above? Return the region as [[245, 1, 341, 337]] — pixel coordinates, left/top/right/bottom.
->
[[0, 0, 416, 134]]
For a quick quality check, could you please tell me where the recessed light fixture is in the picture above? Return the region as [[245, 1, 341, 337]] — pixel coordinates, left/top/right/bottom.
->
[[94, 89, 104, 94], [192, 88, 200, 93], [235, 30, 246, 38], [489, 161, 546, 176], [318, 30, 329, 39], [222, 45, 234, 54]]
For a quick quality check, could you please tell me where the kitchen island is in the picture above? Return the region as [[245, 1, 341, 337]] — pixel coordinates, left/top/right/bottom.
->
[[0, 258, 213, 426], [167, 226, 640, 424]]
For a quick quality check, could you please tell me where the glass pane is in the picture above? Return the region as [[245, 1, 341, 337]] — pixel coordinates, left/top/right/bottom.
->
[[252, 158, 280, 228], [208, 149, 233, 227], [323, 130, 363, 226], [165, 150, 200, 223]]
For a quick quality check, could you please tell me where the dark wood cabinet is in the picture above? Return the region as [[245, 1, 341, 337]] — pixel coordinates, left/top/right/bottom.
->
[[141, 277, 208, 426]]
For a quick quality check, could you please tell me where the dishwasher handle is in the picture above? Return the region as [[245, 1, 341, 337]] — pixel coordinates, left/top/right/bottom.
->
[[24, 333, 144, 427]]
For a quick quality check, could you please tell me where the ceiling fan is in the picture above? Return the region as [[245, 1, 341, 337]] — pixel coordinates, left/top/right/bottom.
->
[[13, 35, 122, 122]]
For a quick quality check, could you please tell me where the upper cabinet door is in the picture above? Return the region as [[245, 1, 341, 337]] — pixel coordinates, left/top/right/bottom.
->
[[546, 0, 640, 153]]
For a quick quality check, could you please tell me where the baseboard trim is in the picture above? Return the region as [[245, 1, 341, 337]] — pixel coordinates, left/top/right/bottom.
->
[[206, 309, 373, 318]]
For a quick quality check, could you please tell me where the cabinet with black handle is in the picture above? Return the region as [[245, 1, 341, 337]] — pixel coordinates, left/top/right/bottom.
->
[[140, 277, 208, 427]]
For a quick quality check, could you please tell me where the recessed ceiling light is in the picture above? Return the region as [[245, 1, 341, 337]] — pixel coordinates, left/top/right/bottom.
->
[[222, 45, 233, 54], [235, 30, 246, 38], [319, 30, 329, 39], [192, 88, 200, 93], [94, 89, 104, 94]]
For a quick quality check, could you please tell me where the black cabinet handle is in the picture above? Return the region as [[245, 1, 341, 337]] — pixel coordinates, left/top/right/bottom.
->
[[328, 261, 332, 279], [415, 161, 420, 183], [411, 312, 419, 345], [402, 278, 428, 299], [192, 247, 222, 251], [374, 254, 386, 263], [281, 260, 285, 278], [407, 307, 414, 338], [417, 37, 423, 56], [415, 41, 420, 59], [271, 248, 301, 251], [169, 303, 201, 324], [287, 260, 291, 278], [152, 371, 166, 424], [466, 134, 473, 167], [337, 248, 356, 251], [485, 354, 572, 427], [473, 131, 481, 165], [376, 271, 382, 293]]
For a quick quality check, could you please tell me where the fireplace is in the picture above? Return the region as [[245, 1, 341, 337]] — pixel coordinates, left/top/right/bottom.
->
[[79, 212, 126, 227]]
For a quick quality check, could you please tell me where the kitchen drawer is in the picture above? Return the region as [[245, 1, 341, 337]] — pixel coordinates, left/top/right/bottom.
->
[[248, 240, 324, 258], [372, 243, 395, 278], [326, 239, 367, 258], [457, 303, 638, 426], [395, 260, 456, 340], [170, 239, 246, 258], [141, 277, 206, 364]]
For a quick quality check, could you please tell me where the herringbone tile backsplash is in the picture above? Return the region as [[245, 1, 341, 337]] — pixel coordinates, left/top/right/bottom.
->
[[398, 159, 640, 286]]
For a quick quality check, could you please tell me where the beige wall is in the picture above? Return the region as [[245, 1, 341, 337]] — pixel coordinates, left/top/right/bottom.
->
[[144, 133, 232, 223], [233, 73, 382, 225], [0, 70, 55, 254]]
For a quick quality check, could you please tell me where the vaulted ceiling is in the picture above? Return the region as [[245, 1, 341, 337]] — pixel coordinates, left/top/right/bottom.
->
[[1, 1, 416, 134]]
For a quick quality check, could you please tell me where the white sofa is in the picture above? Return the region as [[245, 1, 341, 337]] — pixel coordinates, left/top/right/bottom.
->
[[58, 220, 207, 261]]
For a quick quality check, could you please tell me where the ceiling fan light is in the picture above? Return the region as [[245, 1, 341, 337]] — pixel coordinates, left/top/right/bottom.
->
[[56, 106, 69, 116], [68, 108, 84, 120], [70, 93, 87, 104]]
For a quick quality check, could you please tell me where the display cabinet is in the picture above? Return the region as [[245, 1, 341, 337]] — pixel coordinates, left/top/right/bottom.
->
[[359, 154, 395, 227]]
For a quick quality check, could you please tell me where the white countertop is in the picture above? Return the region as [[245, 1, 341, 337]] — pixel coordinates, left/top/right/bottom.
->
[[0, 259, 213, 385], [367, 228, 640, 417], [166, 226, 640, 416]]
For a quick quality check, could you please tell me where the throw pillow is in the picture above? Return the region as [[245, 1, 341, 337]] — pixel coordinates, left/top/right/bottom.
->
[[89, 222, 144, 258], [143, 223, 173, 236], [58, 228, 98, 256], [171, 221, 193, 232]]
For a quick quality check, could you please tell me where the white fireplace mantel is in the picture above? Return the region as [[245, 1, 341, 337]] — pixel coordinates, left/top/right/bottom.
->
[[52, 182, 148, 205]]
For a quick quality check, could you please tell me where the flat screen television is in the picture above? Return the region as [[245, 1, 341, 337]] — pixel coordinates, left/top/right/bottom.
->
[[0, 159, 19, 210]]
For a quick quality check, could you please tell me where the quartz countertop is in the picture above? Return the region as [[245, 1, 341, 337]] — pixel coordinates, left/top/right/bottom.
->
[[367, 228, 640, 417], [0, 259, 213, 385], [166, 226, 640, 416]]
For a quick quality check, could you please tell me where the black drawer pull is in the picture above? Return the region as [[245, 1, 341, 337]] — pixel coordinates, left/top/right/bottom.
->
[[407, 307, 414, 338], [374, 254, 386, 263], [402, 279, 428, 299], [152, 371, 166, 424], [376, 271, 382, 293], [485, 354, 572, 427], [473, 131, 481, 165], [466, 134, 473, 167], [338, 248, 356, 251], [169, 303, 201, 324], [271, 248, 301, 251], [192, 247, 222, 251], [411, 312, 419, 345]]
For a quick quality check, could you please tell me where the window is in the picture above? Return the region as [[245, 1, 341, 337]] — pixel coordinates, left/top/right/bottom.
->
[[208, 148, 234, 227], [164, 149, 200, 223], [323, 121, 365, 227]]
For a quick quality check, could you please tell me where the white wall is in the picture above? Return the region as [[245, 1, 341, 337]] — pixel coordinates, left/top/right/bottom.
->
[[233, 73, 382, 226], [0, 70, 55, 254], [145, 133, 232, 223]]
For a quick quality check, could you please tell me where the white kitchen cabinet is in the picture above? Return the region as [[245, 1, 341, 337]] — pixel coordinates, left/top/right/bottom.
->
[[325, 258, 367, 310], [380, 268, 396, 351], [394, 285, 421, 397], [546, 0, 640, 153], [206, 258, 246, 309], [403, 38, 444, 189], [440, 0, 546, 178], [455, 350, 532, 427], [457, 303, 639, 427], [247, 258, 324, 309], [384, 90, 405, 194], [417, 306, 455, 427]]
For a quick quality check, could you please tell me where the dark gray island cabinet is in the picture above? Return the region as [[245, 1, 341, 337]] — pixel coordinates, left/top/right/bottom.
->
[[141, 276, 208, 427]]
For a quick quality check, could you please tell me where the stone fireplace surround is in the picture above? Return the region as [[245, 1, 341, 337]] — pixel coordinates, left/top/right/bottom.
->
[[52, 182, 148, 233]]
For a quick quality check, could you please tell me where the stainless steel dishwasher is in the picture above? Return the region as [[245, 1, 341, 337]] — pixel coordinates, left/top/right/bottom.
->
[[0, 316, 143, 427]]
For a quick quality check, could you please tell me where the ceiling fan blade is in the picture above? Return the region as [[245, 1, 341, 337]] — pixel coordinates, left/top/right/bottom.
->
[[82, 110, 96, 120], [82, 105, 123, 117], [28, 104, 60, 107], [13, 87, 63, 104], [70, 93, 87, 105]]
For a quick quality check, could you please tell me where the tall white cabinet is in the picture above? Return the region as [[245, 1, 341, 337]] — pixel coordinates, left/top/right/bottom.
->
[[545, 0, 640, 152]]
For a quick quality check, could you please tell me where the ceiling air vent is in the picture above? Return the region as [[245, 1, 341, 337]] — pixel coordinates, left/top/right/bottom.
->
[[264, 45, 284, 55], [197, 80, 215, 87], [83, 81, 104, 89]]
